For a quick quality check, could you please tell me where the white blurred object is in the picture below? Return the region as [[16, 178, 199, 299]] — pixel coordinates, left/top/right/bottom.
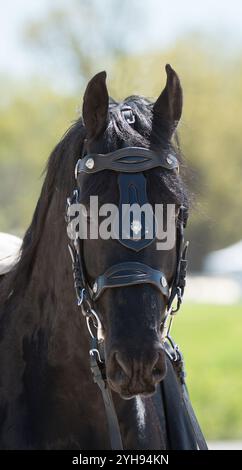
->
[[208, 441, 242, 450], [204, 240, 242, 275], [185, 275, 241, 305], [0, 232, 22, 275]]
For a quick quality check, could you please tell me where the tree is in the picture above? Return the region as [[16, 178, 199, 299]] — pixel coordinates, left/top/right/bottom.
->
[[23, 0, 144, 86]]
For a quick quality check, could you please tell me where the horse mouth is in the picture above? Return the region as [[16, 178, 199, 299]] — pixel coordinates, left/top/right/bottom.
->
[[108, 378, 157, 400], [119, 389, 156, 400]]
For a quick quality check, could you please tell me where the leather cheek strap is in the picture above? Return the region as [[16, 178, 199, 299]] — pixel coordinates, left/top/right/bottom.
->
[[90, 261, 169, 301]]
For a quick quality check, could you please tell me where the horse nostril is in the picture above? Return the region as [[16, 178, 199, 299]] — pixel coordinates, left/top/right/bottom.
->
[[152, 366, 164, 383], [114, 352, 131, 379], [153, 366, 161, 376], [152, 351, 167, 383], [107, 349, 167, 394]]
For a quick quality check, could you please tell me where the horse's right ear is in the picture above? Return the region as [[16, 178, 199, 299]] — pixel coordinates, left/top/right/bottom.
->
[[82, 71, 109, 140], [153, 64, 183, 140]]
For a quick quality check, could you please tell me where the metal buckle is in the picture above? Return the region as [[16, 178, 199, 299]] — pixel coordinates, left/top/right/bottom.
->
[[89, 348, 103, 364], [121, 107, 135, 125], [171, 287, 182, 314], [165, 334, 181, 363], [68, 244, 75, 262], [86, 309, 104, 341], [77, 288, 85, 306], [166, 286, 182, 316], [75, 159, 81, 180]]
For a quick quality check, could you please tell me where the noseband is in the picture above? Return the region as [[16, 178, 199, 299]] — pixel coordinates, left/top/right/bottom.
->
[[66, 113, 190, 449]]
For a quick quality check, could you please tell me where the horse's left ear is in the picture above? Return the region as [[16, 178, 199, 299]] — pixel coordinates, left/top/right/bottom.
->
[[153, 64, 183, 139], [82, 71, 109, 140]]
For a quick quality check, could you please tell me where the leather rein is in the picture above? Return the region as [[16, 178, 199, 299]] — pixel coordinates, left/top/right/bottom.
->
[[66, 110, 207, 450]]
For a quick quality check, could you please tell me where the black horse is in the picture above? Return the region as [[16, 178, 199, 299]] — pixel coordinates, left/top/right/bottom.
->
[[0, 65, 206, 450]]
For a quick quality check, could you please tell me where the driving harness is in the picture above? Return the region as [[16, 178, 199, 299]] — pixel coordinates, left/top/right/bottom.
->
[[66, 107, 207, 450]]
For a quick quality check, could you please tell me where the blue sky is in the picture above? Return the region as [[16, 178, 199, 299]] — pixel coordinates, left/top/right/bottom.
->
[[1, 0, 242, 80]]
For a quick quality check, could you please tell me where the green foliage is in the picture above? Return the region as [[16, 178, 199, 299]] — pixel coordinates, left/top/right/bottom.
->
[[0, 82, 76, 235], [174, 303, 242, 439], [23, 0, 143, 83]]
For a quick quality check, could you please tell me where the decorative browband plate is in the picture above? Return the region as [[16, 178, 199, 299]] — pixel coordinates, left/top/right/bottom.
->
[[75, 147, 178, 176], [114, 172, 156, 251]]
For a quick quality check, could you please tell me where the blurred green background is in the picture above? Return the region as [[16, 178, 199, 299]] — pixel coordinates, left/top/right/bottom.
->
[[174, 303, 242, 439], [0, 0, 241, 441]]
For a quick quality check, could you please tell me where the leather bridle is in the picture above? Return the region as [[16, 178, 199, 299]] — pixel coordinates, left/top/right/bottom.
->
[[67, 143, 189, 330], [65, 102, 204, 450]]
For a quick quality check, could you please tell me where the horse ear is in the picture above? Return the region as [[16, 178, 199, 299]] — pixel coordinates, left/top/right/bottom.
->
[[82, 71, 109, 140], [153, 64, 183, 140]]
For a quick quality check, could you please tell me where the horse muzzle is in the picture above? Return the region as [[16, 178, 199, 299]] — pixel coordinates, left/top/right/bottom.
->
[[106, 346, 167, 398]]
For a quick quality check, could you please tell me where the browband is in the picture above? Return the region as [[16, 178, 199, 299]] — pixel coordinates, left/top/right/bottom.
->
[[91, 261, 170, 301], [75, 147, 178, 176]]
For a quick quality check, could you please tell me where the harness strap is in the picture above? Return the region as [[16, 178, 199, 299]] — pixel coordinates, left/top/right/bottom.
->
[[181, 383, 208, 450], [90, 339, 123, 450], [166, 206, 189, 314], [164, 341, 208, 450]]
